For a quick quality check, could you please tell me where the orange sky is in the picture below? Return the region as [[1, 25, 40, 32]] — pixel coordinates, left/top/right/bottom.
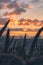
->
[[0, 0, 43, 38], [1, 19, 43, 37]]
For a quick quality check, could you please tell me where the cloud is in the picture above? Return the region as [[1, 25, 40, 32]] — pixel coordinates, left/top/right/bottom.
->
[[19, 18, 26, 22], [33, 19, 39, 22], [2, 1, 26, 16], [0, 18, 9, 24], [0, 0, 10, 3], [41, 20, 43, 22], [18, 18, 32, 25], [1, 2, 10, 9], [19, 18, 32, 23], [0, 4, 3, 9], [8, 28, 39, 32], [31, 0, 39, 3], [39, 5, 43, 8], [4, 28, 24, 31], [24, 28, 33, 32], [12, 28, 24, 31], [28, 4, 34, 9], [0, 0, 34, 18], [26, 28, 38, 32], [3, 8, 26, 17], [18, 18, 43, 27], [33, 19, 43, 26], [14, 8, 26, 15]]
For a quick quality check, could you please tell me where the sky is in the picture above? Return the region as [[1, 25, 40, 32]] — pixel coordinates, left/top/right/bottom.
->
[[0, 0, 43, 38]]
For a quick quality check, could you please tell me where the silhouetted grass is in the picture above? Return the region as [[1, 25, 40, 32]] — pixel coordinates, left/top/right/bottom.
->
[[12, 39, 17, 50], [19, 34, 26, 58], [35, 43, 39, 55], [40, 44, 43, 54], [4, 29, 10, 53], [9, 36, 14, 44], [9, 39, 17, 53], [29, 27, 43, 58], [0, 20, 10, 37], [0, 19, 43, 65], [22, 34, 26, 57]]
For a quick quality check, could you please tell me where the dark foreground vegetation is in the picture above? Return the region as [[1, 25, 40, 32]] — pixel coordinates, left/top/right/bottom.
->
[[0, 20, 43, 65]]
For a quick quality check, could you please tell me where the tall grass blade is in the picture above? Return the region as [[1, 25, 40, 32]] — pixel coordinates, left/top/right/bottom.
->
[[4, 29, 10, 53], [20, 34, 26, 58], [40, 44, 43, 54], [9, 36, 15, 44], [8, 39, 17, 53], [0, 20, 10, 37], [29, 27, 43, 58]]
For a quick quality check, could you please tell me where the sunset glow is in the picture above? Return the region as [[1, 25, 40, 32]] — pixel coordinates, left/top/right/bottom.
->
[[0, 0, 43, 38]]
